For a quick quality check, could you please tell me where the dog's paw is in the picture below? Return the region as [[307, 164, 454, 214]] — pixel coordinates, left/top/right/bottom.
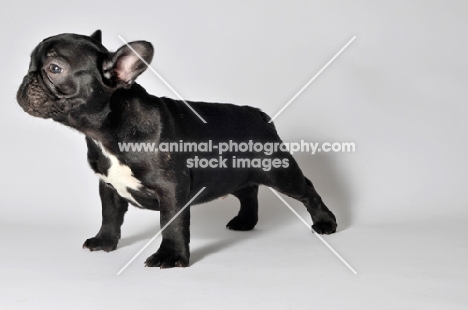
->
[[226, 215, 257, 231], [145, 251, 189, 269], [83, 237, 118, 252], [312, 220, 337, 235]]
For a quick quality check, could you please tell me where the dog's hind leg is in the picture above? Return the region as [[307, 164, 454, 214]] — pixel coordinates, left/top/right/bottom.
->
[[226, 185, 259, 231], [264, 155, 337, 234]]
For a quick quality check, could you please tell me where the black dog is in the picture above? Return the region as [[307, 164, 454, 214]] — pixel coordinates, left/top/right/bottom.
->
[[17, 30, 337, 268]]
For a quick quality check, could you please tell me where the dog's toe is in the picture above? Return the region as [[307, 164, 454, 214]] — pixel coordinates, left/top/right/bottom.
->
[[312, 221, 337, 235], [83, 237, 118, 252], [145, 252, 189, 268], [226, 216, 257, 231]]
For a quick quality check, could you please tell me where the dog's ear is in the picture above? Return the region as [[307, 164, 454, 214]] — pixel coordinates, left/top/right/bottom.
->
[[103, 41, 153, 89], [90, 30, 102, 43]]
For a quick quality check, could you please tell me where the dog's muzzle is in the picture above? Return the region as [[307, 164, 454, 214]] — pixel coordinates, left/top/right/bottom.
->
[[17, 73, 54, 119]]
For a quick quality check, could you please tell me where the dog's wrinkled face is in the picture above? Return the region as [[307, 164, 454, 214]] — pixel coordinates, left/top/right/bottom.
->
[[17, 31, 107, 120], [17, 30, 154, 123]]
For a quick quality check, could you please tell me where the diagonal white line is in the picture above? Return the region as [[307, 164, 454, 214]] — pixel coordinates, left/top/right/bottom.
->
[[118, 35, 207, 123], [269, 36, 356, 123], [268, 187, 357, 274], [117, 187, 206, 275]]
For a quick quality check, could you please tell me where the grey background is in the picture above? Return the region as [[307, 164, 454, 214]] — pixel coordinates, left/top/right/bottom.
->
[[1, 0, 467, 309]]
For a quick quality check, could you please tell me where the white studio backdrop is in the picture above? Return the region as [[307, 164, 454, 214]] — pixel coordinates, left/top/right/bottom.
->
[[1, 1, 468, 309], [2, 0, 467, 226]]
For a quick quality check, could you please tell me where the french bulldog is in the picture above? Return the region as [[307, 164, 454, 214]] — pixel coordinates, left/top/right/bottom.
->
[[17, 30, 337, 268]]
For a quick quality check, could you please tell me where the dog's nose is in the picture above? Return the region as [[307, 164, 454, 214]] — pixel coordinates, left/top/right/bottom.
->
[[20, 74, 34, 86], [23, 74, 31, 82], [28, 62, 38, 74]]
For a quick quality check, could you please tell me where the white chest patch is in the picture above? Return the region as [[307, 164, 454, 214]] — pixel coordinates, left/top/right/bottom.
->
[[93, 140, 143, 207]]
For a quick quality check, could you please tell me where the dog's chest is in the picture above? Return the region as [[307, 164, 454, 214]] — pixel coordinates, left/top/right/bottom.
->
[[91, 141, 143, 207]]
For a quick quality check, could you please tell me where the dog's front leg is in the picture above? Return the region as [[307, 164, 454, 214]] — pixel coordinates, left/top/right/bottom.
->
[[83, 181, 129, 252], [145, 184, 191, 268]]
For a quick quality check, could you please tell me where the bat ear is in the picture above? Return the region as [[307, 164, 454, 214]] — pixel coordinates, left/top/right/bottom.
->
[[103, 41, 154, 89], [90, 30, 102, 43]]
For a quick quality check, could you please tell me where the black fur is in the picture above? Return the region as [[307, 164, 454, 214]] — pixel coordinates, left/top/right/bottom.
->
[[17, 31, 337, 268]]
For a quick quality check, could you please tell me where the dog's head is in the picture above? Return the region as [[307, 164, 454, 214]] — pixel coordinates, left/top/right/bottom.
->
[[16, 30, 153, 122]]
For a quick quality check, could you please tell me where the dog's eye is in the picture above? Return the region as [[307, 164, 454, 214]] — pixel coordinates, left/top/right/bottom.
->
[[49, 64, 63, 74]]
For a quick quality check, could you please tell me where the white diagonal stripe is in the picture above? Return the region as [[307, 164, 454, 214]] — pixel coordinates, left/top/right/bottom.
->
[[269, 36, 356, 123], [118, 35, 207, 123], [268, 187, 357, 274]]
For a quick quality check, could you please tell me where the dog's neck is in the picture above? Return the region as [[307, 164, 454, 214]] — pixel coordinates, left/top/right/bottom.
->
[[63, 83, 162, 151]]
